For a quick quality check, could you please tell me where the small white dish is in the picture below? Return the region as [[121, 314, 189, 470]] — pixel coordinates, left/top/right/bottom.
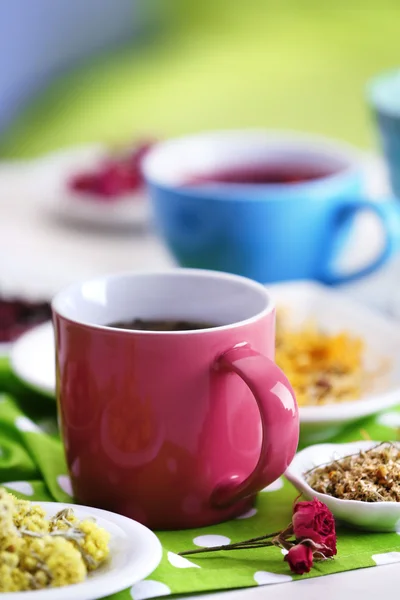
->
[[1, 501, 162, 600], [268, 280, 400, 443], [34, 144, 150, 230], [285, 440, 400, 532], [10, 321, 55, 396]]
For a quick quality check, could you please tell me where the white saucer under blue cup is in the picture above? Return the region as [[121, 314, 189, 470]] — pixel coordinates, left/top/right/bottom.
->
[[368, 69, 400, 198], [142, 130, 400, 285]]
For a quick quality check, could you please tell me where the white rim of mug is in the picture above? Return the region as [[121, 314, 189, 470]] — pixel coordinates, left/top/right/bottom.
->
[[142, 129, 364, 194], [367, 68, 400, 118], [51, 268, 273, 335]]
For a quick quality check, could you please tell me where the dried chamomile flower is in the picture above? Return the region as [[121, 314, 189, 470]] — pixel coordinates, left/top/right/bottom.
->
[[305, 443, 400, 502]]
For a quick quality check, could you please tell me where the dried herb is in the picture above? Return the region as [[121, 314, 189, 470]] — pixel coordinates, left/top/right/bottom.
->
[[306, 442, 400, 502], [275, 311, 389, 407], [0, 489, 110, 592]]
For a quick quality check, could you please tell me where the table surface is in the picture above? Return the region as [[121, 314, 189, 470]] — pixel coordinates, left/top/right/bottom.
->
[[1, 155, 400, 598]]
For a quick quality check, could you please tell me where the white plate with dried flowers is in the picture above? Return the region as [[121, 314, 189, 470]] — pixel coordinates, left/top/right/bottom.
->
[[1, 501, 162, 600], [268, 281, 400, 443], [285, 440, 400, 532]]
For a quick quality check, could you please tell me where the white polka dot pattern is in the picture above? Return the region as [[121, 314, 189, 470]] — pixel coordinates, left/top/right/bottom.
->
[[57, 474, 73, 497], [377, 412, 400, 429], [4, 481, 34, 496], [372, 552, 400, 565], [130, 580, 171, 600], [15, 416, 42, 433], [253, 571, 293, 585], [193, 534, 231, 548], [261, 478, 284, 492], [167, 552, 200, 568], [236, 507, 258, 519]]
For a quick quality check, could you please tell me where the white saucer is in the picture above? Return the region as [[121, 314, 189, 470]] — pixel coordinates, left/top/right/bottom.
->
[[34, 144, 150, 230], [10, 321, 55, 396], [1, 501, 162, 600], [268, 280, 400, 443]]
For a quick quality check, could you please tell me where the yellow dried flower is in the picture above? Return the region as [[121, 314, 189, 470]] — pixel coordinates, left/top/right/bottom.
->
[[23, 536, 87, 588], [0, 487, 110, 592], [275, 313, 368, 406], [0, 563, 31, 593], [0, 488, 20, 553], [16, 505, 49, 534], [74, 519, 111, 570]]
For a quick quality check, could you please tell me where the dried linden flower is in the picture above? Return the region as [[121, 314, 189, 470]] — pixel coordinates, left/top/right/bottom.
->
[[0, 487, 110, 592]]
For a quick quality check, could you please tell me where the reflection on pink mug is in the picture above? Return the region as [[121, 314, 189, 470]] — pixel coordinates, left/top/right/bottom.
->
[[52, 269, 299, 530]]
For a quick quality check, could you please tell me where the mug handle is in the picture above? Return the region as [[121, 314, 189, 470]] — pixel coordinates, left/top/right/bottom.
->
[[210, 344, 299, 508], [321, 198, 400, 285]]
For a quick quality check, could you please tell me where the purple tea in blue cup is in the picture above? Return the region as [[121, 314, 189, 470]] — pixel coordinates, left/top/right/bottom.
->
[[143, 130, 400, 284]]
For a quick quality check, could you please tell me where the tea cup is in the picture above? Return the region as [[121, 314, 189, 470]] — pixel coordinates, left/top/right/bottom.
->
[[143, 130, 400, 284], [52, 269, 299, 529]]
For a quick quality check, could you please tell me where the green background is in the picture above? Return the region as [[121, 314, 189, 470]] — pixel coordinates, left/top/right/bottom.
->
[[1, 0, 400, 158]]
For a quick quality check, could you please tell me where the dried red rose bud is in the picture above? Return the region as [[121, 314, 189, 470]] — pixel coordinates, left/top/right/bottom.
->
[[285, 544, 313, 574], [293, 498, 337, 557]]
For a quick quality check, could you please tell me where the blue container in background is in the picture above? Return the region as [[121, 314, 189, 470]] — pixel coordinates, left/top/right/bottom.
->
[[368, 69, 400, 198]]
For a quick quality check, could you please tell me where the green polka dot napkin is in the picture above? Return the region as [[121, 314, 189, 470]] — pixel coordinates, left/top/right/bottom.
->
[[1, 356, 400, 600]]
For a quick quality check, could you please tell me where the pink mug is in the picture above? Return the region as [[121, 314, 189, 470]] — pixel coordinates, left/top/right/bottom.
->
[[52, 269, 299, 530]]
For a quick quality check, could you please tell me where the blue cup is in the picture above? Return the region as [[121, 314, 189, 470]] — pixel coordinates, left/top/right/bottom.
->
[[368, 69, 400, 198], [143, 130, 400, 284]]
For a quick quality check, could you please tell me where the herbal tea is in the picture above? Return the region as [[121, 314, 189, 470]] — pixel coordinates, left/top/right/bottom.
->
[[185, 162, 337, 186], [107, 318, 219, 331]]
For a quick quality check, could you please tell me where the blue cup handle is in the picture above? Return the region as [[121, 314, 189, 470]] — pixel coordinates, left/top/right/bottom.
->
[[322, 197, 400, 285]]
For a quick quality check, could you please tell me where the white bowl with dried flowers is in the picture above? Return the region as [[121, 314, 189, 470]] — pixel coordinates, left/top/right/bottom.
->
[[268, 281, 400, 444], [285, 440, 400, 532]]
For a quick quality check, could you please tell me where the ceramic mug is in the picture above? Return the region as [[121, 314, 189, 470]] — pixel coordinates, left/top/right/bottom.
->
[[368, 69, 400, 198], [143, 130, 400, 284], [52, 269, 298, 530]]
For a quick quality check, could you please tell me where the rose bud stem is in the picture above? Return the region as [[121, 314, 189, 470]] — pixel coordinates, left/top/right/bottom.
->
[[179, 531, 284, 556]]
